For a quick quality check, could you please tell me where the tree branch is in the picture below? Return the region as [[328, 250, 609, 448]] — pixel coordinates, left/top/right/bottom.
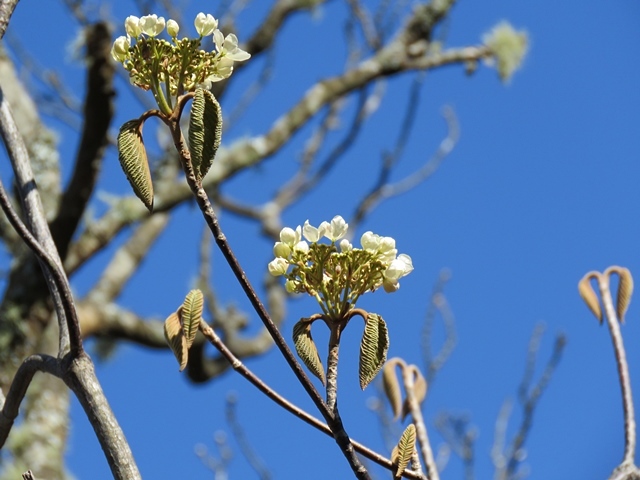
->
[[49, 21, 115, 260], [0, 0, 18, 40], [0, 354, 57, 447]]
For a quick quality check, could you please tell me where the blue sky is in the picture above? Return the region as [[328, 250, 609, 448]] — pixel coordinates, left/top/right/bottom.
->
[[3, 1, 640, 479]]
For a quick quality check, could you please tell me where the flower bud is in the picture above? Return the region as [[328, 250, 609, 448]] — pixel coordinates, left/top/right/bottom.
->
[[268, 258, 289, 276], [125, 16, 141, 37], [111, 36, 130, 63], [294, 241, 309, 254], [339, 239, 352, 252], [194, 12, 218, 37], [167, 19, 179, 38], [279, 226, 300, 246], [285, 280, 298, 293], [273, 242, 291, 259]]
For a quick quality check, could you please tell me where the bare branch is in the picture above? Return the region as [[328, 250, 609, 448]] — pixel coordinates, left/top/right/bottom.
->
[[435, 412, 477, 480], [0, 89, 79, 354], [5, 32, 82, 129], [0, 354, 58, 448], [352, 104, 459, 230], [225, 394, 272, 480], [421, 269, 457, 385], [61, 353, 141, 479], [87, 213, 170, 303], [346, 0, 381, 51], [78, 301, 166, 347], [492, 326, 566, 480]]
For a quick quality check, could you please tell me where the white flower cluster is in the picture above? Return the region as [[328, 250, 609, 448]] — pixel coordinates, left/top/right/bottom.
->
[[268, 215, 413, 317], [111, 12, 250, 104]]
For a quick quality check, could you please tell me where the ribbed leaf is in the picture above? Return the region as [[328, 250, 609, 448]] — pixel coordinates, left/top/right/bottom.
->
[[164, 311, 188, 371], [382, 358, 403, 420], [359, 313, 389, 390], [117, 119, 153, 211], [578, 272, 602, 323], [293, 319, 325, 385], [392, 424, 416, 478], [188, 88, 222, 181], [181, 289, 204, 348], [610, 266, 634, 323]]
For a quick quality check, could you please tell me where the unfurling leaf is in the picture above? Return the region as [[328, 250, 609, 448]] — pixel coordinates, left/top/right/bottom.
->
[[382, 358, 404, 420], [293, 319, 325, 385], [608, 266, 634, 323], [188, 88, 222, 181], [402, 365, 428, 421], [164, 311, 188, 371], [391, 424, 416, 478], [359, 313, 389, 390], [181, 289, 204, 348], [117, 119, 153, 211], [578, 271, 602, 323]]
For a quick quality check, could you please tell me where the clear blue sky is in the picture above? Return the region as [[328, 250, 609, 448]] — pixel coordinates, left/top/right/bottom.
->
[[4, 1, 640, 479]]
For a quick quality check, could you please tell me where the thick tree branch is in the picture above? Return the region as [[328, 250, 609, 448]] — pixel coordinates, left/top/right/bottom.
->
[[0, 0, 18, 40], [49, 22, 114, 260]]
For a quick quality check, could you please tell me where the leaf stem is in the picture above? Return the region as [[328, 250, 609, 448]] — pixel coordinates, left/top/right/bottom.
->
[[598, 273, 636, 467]]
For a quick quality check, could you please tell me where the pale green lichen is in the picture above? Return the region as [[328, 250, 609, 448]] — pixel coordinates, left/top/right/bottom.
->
[[483, 21, 528, 83]]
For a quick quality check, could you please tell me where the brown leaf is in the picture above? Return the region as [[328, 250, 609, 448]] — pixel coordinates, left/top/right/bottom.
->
[[578, 271, 602, 323], [382, 358, 404, 421], [164, 311, 188, 371]]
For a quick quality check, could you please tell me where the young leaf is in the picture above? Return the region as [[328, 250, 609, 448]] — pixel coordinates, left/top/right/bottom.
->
[[181, 289, 204, 349], [293, 319, 326, 385], [392, 424, 416, 478], [402, 365, 428, 421], [188, 88, 222, 181], [117, 119, 154, 211], [610, 266, 634, 323], [578, 272, 602, 323], [382, 358, 403, 420], [359, 313, 389, 390], [164, 311, 188, 371]]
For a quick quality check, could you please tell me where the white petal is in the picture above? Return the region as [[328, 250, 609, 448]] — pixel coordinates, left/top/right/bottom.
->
[[303, 220, 321, 243]]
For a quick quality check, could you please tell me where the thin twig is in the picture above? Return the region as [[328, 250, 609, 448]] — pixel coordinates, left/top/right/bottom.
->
[[422, 269, 456, 385], [435, 412, 476, 480], [403, 365, 439, 480], [164, 100, 371, 478], [225, 394, 272, 480], [199, 322, 425, 479], [0, 99, 81, 354], [352, 105, 459, 230], [492, 326, 566, 480], [0, 354, 58, 447]]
